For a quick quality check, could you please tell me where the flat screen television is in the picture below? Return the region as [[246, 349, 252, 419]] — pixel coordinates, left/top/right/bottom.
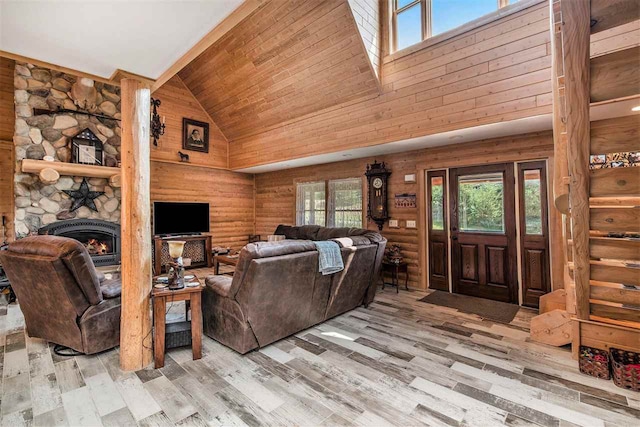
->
[[153, 202, 209, 236]]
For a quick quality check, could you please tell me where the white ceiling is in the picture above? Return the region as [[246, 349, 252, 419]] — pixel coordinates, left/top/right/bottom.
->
[[236, 98, 640, 173], [0, 0, 244, 79]]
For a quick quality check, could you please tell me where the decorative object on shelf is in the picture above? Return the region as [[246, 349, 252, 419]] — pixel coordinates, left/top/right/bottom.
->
[[365, 160, 391, 230], [394, 193, 417, 208], [71, 128, 104, 166], [590, 151, 639, 169], [166, 240, 186, 290], [385, 244, 403, 264], [31, 107, 120, 122], [150, 98, 166, 146], [69, 77, 98, 111], [63, 178, 105, 212], [182, 118, 209, 153], [178, 151, 190, 162]]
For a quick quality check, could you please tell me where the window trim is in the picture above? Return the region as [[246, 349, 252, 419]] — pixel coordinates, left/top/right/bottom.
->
[[294, 177, 366, 228], [388, 0, 543, 58]]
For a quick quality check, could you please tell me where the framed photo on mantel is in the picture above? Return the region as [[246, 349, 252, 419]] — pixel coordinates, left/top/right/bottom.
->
[[182, 118, 209, 153]]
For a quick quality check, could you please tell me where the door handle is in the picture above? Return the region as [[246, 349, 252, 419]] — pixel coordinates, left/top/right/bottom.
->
[[452, 236, 458, 241]]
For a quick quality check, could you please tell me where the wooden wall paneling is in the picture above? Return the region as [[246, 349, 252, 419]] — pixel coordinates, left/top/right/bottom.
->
[[229, 2, 555, 169], [590, 0, 640, 35], [150, 162, 255, 251], [151, 0, 266, 92], [255, 132, 555, 290], [151, 75, 228, 169], [590, 46, 640, 103], [0, 58, 15, 141], [179, 0, 379, 141], [0, 140, 14, 243], [0, 58, 14, 242], [562, 0, 591, 320], [590, 115, 640, 154], [347, 0, 382, 80]]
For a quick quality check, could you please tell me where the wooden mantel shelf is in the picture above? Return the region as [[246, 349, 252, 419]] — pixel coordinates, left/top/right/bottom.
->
[[21, 159, 121, 187]]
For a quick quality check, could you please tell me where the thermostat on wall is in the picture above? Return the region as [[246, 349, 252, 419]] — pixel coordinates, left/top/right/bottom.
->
[[404, 174, 416, 183]]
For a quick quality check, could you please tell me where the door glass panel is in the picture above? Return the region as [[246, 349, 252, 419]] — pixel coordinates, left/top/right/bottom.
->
[[458, 172, 504, 233], [523, 169, 543, 235], [430, 176, 444, 230]]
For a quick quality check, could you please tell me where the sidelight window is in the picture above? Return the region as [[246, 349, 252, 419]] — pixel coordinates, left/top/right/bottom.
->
[[522, 169, 543, 235]]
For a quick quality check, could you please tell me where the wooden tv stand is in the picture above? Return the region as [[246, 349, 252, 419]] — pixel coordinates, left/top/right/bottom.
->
[[153, 234, 212, 275]]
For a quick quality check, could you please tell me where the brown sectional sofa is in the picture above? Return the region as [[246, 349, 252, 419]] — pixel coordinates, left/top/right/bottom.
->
[[203, 225, 386, 353]]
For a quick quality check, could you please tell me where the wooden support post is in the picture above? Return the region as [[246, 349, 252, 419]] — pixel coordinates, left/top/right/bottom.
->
[[562, 0, 591, 320], [119, 78, 153, 371]]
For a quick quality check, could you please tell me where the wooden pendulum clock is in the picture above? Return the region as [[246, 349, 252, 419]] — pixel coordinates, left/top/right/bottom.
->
[[365, 161, 391, 230]]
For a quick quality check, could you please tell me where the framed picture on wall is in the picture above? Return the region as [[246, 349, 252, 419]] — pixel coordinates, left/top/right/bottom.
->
[[182, 118, 209, 153]]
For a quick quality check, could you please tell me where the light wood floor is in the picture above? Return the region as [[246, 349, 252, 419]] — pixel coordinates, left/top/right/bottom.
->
[[1, 287, 639, 427]]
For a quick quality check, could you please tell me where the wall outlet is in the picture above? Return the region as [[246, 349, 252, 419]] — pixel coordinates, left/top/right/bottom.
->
[[406, 220, 417, 229], [389, 219, 399, 228], [404, 173, 416, 183]]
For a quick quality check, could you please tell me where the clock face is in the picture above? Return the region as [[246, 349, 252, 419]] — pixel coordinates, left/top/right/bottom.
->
[[372, 177, 383, 189]]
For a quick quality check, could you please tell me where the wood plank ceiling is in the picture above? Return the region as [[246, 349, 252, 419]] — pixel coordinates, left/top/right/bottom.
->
[[178, 0, 380, 142]]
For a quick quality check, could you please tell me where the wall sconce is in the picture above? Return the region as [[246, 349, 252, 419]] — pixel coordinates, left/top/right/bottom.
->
[[150, 97, 165, 146]]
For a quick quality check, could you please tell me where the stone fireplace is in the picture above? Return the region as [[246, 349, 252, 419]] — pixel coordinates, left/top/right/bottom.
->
[[13, 62, 122, 239], [39, 219, 121, 266]]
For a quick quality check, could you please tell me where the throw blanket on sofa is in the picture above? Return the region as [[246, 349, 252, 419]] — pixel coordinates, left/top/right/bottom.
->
[[313, 241, 344, 275]]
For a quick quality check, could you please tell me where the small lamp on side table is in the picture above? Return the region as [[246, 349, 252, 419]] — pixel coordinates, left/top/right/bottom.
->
[[167, 240, 186, 290]]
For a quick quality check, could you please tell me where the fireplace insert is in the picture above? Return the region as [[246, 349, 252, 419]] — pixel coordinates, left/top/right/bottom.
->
[[39, 219, 121, 267]]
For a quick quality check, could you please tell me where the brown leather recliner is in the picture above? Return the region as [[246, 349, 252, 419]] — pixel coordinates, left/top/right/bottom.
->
[[203, 225, 386, 354], [0, 235, 121, 354]]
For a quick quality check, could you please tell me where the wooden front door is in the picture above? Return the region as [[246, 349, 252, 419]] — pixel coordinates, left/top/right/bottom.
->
[[427, 170, 448, 291], [449, 163, 518, 303], [518, 161, 551, 308]]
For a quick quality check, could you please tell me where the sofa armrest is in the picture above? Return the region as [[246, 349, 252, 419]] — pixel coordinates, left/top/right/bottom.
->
[[205, 275, 233, 297]]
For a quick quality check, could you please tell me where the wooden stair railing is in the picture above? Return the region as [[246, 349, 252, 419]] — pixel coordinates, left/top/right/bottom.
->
[[533, 0, 640, 355]]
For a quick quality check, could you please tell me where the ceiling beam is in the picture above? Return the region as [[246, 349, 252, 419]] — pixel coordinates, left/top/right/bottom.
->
[[151, 0, 266, 93]]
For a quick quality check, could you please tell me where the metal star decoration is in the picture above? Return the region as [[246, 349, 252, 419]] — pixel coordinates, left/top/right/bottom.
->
[[63, 178, 104, 212]]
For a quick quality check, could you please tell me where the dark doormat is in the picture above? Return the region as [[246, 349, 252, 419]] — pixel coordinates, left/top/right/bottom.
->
[[418, 291, 520, 324]]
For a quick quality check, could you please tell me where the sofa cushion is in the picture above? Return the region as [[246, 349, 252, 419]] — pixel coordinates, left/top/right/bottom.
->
[[297, 225, 322, 240], [247, 240, 317, 258], [274, 225, 299, 240], [205, 275, 233, 297], [100, 279, 121, 299]]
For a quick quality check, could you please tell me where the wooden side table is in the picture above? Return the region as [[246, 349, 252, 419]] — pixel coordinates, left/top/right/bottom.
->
[[381, 261, 409, 293], [214, 254, 239, 275], [152, 276, 203, 368]]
